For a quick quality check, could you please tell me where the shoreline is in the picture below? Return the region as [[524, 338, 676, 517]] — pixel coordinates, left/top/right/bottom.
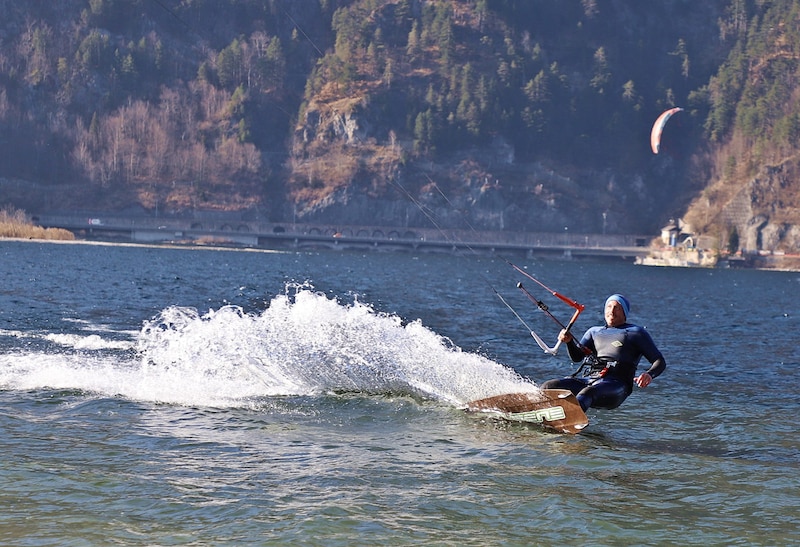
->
[[5, 233, 800, 272], [0, 235, 288, 255]]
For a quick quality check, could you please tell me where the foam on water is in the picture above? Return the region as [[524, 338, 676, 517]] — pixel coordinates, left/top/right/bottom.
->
[[0, 286, 539, 408], [44, 333, 133, 350]]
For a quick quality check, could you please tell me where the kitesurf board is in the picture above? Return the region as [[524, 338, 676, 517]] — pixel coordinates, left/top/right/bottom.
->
[[466, 389, 589, 434]]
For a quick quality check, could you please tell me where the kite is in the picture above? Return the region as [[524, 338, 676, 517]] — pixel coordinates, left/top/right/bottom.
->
[[650, 107, 683, 154]]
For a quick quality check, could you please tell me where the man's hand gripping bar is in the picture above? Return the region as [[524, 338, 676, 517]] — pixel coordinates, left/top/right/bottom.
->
[[516, 282, 588, 356]]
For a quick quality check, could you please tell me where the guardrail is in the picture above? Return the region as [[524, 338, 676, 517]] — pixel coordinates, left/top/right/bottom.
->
[[35, 214, 652, 259]]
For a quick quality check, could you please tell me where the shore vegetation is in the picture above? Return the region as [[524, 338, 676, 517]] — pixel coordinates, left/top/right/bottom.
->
[[0, 207, 74, 240]]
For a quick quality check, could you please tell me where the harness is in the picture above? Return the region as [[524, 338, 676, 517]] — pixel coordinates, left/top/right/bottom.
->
[[571, 325, 634, 379], [571, 355, 618, 378]]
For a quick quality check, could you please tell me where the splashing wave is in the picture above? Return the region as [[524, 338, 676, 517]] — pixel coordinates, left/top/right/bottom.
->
[[1, 286, 540, 408]]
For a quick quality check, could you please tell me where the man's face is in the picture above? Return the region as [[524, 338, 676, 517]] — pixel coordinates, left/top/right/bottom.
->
[[605, 300, 626, 327]]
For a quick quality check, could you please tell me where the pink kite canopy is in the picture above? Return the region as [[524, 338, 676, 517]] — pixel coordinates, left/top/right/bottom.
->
[[650, 107, 683, 154]]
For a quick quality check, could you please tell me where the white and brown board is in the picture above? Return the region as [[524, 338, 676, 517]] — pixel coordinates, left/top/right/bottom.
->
[[466, 389, 589, 434]]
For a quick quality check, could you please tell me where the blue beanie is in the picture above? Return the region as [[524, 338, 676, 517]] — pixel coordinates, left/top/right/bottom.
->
[[605, 294, 630, 318]]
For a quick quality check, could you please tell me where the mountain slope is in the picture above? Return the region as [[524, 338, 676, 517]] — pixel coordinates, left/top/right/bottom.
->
[[287, 0, 726, 233], [2, 0, 799, 251], [683, 0, 800, 253]]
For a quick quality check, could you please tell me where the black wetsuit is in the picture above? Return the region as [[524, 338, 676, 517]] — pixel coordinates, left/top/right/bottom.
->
[[541, 323, 666, 411]]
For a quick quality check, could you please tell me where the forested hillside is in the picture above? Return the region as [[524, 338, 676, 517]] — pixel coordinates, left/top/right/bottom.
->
[[683, 0, 800, 252], [288, 0, 724, 233], [1, 0, 799, 249], [0, 0, 325, 215]]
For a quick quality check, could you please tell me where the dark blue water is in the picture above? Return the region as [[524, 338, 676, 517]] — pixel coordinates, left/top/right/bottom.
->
[[1, 240, 798, 545]]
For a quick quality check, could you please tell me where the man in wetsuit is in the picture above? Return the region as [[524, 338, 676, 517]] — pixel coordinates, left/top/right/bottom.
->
[[541, 294, 666, 412]]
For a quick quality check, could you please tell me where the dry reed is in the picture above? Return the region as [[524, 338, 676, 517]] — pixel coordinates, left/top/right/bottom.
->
[[0, 207, 74, 240]]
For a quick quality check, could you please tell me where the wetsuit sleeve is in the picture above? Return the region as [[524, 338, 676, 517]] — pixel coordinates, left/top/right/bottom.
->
[[566, 329, 595, 362], [636, 328, 666, 378], [645, 356, 666, 379], [566, 339, 585, 362]]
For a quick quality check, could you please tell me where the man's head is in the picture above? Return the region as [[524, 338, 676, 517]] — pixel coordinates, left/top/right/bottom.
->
[[604, 294, 630, 327]]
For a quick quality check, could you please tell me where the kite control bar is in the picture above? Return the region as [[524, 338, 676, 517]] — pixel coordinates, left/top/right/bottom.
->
[[493, 260, 591, 355], [493, 287, 564, 355], [516, 282, 586, 355], [507, 261, 585, 312], [503, 262, 590, 356]]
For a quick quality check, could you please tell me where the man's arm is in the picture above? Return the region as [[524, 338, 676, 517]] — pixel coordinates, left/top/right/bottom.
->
[[645, 356, 666, 379], [558, 329, 592, 362], [635, 327, 666, 388]]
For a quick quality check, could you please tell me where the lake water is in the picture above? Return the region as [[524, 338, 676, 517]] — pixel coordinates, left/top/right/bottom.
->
[[1, 239, 798, 546]]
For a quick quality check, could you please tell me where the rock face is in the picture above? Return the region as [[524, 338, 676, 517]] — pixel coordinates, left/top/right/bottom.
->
[[287, 96, 676, 235], [702, 158, 800, 253], [299, 100, 370, 147]]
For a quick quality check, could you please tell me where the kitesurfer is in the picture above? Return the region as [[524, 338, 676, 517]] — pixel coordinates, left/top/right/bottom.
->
[[541, 294, 666, 412]]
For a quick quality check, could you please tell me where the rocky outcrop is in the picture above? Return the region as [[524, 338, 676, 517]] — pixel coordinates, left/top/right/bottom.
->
[[287, 97, 675, 234], [705, 158, 800, 253], [297, 97, 371, 148]]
